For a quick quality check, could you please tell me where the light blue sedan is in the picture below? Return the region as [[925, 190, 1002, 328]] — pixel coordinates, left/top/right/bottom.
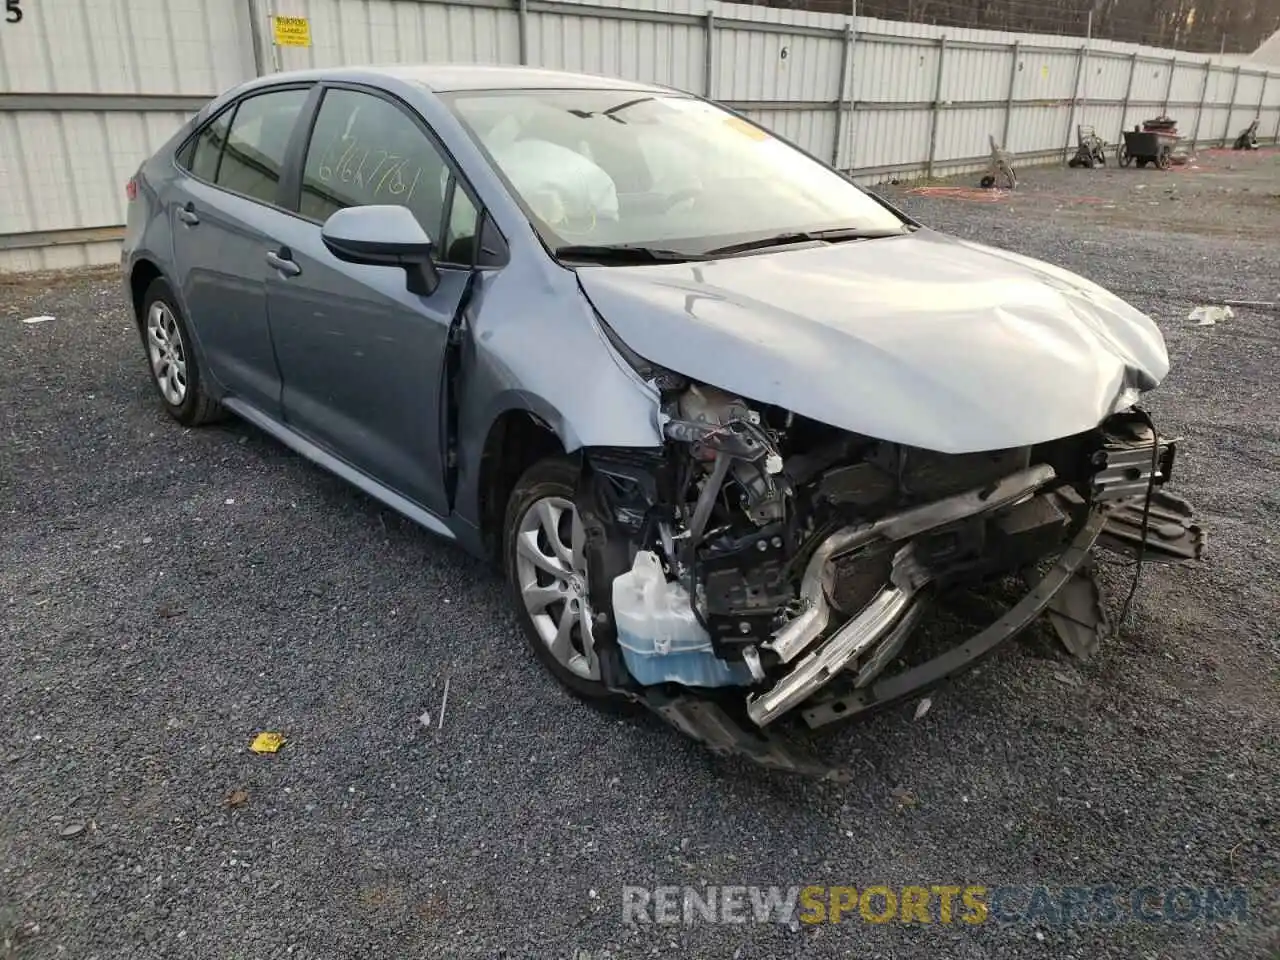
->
[[122, 65, 1200, 773]]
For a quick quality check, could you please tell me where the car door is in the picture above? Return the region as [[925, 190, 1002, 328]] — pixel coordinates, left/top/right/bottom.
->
[[263, 85, 484, 515], [169, 86, 312, 417]]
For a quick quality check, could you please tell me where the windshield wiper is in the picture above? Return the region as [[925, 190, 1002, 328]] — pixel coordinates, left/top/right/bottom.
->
[[554, 244, 708, 264], [703, 227, 906, 257]]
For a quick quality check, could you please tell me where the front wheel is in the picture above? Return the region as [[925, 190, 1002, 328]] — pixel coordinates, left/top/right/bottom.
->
[[503, 456, 616, 701]]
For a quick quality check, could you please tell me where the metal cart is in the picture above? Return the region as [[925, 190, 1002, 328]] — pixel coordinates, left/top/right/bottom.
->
[[1117, 117, 1179, 170]]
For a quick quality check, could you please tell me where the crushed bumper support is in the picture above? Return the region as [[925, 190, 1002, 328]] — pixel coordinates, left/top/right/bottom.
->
[[761, 464, 1057, 667], [799, 506, 1107, 730], [635, 507, 1107, 776], [748, 464, 1059, 727]]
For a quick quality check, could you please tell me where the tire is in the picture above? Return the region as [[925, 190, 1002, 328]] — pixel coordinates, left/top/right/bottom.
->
[[503, 456, 617, 701], [139, 278, 223, 427]]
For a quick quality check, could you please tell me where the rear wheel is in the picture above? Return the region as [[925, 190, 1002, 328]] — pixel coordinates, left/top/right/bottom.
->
[[140, 278, 222, 426], [503, 456, 616, 700]]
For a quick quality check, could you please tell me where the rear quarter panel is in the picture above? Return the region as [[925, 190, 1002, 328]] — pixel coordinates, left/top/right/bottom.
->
[[121, 99, 227, 299]]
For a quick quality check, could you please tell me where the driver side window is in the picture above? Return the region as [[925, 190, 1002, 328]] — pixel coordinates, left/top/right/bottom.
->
[[299, 88, 479, 265]]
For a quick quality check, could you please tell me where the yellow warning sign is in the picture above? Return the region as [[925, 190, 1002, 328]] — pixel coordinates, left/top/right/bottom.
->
[[272, 15, 311, 47]]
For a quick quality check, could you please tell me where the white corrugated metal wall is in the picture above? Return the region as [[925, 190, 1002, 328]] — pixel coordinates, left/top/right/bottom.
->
[[2, 0, 1279, 272]]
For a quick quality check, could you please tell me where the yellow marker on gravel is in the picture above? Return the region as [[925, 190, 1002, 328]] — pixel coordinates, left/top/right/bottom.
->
[[249, 732, 285, 754]]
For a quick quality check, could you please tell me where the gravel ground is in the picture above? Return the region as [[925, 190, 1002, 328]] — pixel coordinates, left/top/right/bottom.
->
[[2, 155, 1278, 960]]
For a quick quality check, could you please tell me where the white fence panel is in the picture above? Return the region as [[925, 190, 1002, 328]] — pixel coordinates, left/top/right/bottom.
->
[[853, 37, 940, 104], [1085, 54, 1132, 103], [936, 105, 1007, 161], [1235, 72, 1266, 107], [715, 28, 842, 102], [848, 105, 931, 172], [0, 108, 194, 271], [1004, 104, 1065, 154], [0, 0, 252, 95], [2, 0, 1280, 271], [1169, 61, 1206, 103], [942, 45, 1010, 103], [271, 0, 520, 68], [1129, 59, 1172, 103]]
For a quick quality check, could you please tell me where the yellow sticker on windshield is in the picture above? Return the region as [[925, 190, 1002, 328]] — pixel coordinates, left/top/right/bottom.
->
[[723, 116, 771, 142]]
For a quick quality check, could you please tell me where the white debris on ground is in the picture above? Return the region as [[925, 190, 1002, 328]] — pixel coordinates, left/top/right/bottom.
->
[[1188, 304, 1234, 326]]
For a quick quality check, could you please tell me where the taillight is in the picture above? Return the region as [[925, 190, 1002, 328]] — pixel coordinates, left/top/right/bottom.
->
[[125, 177, 138, 201]]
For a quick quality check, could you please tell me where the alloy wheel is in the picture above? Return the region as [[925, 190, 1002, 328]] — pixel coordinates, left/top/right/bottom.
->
[[513, 495, 601, 681], [146, 301, 188, 406]]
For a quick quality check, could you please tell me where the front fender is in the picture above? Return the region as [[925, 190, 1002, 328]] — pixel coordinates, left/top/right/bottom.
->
[[452, 262, 664, 529]]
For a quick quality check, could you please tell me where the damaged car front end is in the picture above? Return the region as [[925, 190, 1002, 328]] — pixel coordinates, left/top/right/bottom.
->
[[496, 204, 1200, 777], [566, 370, 1202, 775]]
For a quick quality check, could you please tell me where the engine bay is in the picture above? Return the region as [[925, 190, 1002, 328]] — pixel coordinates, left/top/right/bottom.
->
[[575, 374, 1204, 767]]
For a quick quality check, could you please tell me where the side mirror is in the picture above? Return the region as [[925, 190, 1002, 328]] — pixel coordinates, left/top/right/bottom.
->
[[321, 205, 440, 296]]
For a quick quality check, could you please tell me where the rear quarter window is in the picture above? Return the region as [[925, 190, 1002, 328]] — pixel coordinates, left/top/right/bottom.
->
[[179, 109, 233, 183]]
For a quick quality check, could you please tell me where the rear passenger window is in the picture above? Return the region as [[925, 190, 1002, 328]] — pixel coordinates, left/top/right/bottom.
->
[[214, 89, 309, 205], [301, 89, 476, 261], [181, 109, 233, 183]]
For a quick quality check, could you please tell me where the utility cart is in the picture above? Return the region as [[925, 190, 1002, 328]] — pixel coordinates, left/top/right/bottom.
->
[[1117, 116, 1180, 170]]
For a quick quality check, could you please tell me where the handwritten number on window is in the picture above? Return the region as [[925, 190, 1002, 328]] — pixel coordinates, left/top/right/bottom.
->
[[5, 0, 23, 24], [316, 132, 422, 205]]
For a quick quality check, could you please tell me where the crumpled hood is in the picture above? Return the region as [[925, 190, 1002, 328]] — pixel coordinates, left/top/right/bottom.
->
[[576, 228, 1169, 453]]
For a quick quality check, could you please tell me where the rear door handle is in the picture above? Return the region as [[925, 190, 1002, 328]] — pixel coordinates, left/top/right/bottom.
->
[[266, 248, 301, 278], [177, 203, 199, 226]]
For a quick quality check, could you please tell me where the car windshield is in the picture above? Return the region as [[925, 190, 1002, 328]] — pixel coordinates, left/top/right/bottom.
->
[[441, 88, 908, 258]]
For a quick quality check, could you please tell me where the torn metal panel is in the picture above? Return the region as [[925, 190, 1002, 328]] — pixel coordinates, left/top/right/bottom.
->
[[1047, 554, 1109, 660], [642, 689, 852, 781], [1097, 489, 1207, 563]]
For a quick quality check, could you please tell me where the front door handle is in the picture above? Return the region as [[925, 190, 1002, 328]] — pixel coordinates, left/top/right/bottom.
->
[[266, 248, 301, 278], [177, 203, 199, 226]]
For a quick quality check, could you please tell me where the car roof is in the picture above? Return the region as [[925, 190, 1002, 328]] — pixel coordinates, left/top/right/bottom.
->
[[255, 64, 671, 94]]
